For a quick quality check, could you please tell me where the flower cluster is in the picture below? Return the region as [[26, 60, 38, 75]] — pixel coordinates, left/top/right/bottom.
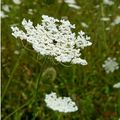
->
[[81, 22, 88, 28], [111, 16, 120, 26], [1, 4, 10, 18], [0, 11, 7, 18], [11, 15, 92, 65], [101, 17, 110, 22], [64, 0, 80, 9], [45, 92, 78, 113], [13, 0, 21, 4], [102, 57, 119, 74], [103, 0, 114, 6], [113, 82, 120, 88], [2, 5, 10, 12]]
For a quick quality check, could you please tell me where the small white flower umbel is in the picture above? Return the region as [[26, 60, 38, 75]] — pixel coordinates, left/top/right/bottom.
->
[[113, 82, 120, 88], [111, 16, 120, 26], [12, 0, 21, 4], [102, 57, 119, 74], [11, 15, 92, 65], [103, 0, 114, 6], [64, 0, 80, 9], [45, 92, 78, 113]]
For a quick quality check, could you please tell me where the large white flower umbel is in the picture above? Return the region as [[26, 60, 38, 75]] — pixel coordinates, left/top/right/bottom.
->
[[11, 15, 92, 65], [45, 92, 78, 113]]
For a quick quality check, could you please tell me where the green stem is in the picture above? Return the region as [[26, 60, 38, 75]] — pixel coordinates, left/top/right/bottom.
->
[[72, 65, 76, 84], [32, 57, 47, 120], [2, 49, 25, 102], [54, 0, 64, 17], [56, 112, 63, 120], [100, 3, 108, 52], [58, 114, 63, 120]]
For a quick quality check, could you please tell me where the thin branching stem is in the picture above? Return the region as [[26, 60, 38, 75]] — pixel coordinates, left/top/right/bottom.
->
[[32, 57, 47, 120]]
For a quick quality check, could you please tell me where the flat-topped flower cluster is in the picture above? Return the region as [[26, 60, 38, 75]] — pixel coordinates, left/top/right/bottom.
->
[[102, 57, 119, 74], [64, 0, 80, 9], [113, 82, 120, 88], [11, 15, 92, 65], [45, 92, 78, 113]]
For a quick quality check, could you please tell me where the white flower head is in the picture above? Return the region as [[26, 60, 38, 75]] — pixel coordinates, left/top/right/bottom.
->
[[65, 0, 76, 4], [14, 50, 19, 55], [11, 15, 92, 65], [68, 4, 80, 9], [102, 57, 119, 74], [28, 9, 33, 15], [118, 5, 120, 9], [12, 0, 22, 4], [2, 5, 10, 12], [0, 11, 8, 18], [105, 27, 110, 31], [81, 22, 89, 28], [113, 82, 120, 88], [111, 16, 120, 26], [1, 46, 5, 51], [64, 0, 80, 9], [101, 17, 110, 22], [103, 0, 114, 6], [45, 92, 78, 113], [95, 5, 100, 9]]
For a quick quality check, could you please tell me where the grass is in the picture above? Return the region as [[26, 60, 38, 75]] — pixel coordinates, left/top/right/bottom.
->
[[1, 0, 120, 120]]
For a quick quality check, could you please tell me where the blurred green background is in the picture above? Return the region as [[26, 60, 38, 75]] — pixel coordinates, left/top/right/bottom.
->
[[1, 0, 120, 119]]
